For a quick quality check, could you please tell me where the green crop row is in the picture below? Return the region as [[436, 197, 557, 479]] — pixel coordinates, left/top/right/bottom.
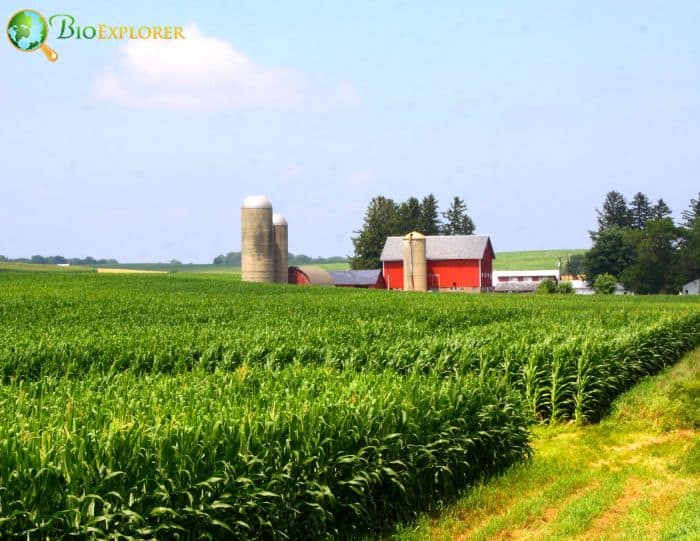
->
[[0, 366, 529, 539]]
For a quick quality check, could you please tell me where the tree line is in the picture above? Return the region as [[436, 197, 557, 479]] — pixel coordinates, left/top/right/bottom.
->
[[350, 195, 475, 269], [0, 255, 119, 266], [581, 191, 699, 293], [213, 252, 346, 266]]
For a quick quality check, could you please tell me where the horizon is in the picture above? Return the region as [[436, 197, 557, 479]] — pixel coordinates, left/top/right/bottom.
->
[[4, 2, 699, 262]]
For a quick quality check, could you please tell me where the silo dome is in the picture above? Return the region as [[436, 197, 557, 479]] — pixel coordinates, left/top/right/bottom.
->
[[272, 213, 288, 226], [242, 195, 273, 209]]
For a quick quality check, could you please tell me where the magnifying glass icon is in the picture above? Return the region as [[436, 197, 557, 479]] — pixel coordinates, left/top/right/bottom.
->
[[7, 9, 58, 62]]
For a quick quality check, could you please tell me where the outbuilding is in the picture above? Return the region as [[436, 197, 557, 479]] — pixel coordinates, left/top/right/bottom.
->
[[287, 266, 334, 286], [681, 278, 700, 295], [380, 235, 495, 292], [328, 269, 386, 289]]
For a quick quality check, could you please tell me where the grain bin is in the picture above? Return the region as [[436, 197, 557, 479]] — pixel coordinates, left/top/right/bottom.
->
[[402, 232, 427, 291], [272, 213, 288, 283], [241, 195, 274, 283]]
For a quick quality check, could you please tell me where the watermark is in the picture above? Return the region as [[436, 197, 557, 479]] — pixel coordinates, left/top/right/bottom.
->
[[6, 9, 185, 62]]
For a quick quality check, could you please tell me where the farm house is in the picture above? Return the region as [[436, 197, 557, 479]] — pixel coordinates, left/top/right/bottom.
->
[[380, 235, 495, 292]]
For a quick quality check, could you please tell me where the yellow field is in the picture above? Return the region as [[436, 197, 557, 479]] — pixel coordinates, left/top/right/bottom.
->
[[96, 268, 167, 274]]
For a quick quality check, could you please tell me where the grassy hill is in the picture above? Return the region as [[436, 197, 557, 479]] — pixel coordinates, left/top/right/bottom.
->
[[493, 249, 588, 271]]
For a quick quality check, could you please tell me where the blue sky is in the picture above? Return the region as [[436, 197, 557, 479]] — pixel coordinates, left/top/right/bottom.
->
[[3, 1, 699, 262]]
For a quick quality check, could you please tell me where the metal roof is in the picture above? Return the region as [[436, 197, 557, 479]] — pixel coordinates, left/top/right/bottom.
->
[[493, 270, 560, 279], [328, 269, 382, 286], [292, 265, 334, 285], [380, 235, 494, 261]]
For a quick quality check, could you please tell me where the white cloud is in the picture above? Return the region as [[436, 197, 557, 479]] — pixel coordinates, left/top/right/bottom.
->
[[92, 24, 307, 110]]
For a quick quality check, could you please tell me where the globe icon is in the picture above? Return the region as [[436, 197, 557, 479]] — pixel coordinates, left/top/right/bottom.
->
[[7, 9, 58, 61]]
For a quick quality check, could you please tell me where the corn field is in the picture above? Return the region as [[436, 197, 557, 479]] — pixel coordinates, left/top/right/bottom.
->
[[0, 272, 697, 538]]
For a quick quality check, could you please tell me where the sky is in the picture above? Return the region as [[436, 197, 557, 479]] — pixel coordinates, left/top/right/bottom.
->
[[2, 1, 699, 262]]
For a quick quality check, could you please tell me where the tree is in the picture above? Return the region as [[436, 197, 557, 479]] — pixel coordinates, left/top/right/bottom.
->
[[593, 273, 617, 294], [565, 254, 586, 279], [584, 226, 636, 283], [681, 192, 700, 228], [170, 259, 182, 265], [651, 198, 672, 220], [419, 194, 441, 235], [620, 218, 678, 293], [557, 281, 574, 294], [535, 279, 557, 294], [396, 197, 423, 234], [350, 196, 399, 269], [629, 192, 653, 230], [441, 196, 475, 235], [595, 191, 630, 232], [677, 220, 700, 284]]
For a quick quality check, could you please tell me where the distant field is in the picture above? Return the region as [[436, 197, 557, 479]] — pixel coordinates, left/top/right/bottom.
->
[[93, 261, 350, 273], [94, 263, 242, 274], [0, 262, 94, 273], [493, 249, 588, 271]]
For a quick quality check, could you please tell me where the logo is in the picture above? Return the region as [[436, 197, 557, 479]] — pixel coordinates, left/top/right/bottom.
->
[[7, 9, 185, 62], [7, 9, 58, 61]]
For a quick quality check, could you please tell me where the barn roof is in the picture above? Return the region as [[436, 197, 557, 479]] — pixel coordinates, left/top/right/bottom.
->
[[380, 235, 494, 261], [291, 266, 334, 285], [328, 269, 382, 286]]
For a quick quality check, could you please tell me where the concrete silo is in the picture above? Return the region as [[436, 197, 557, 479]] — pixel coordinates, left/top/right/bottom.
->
[[402, 231, 427, 291], [241, 195, 274, 283], [272, 213, 288, 283]]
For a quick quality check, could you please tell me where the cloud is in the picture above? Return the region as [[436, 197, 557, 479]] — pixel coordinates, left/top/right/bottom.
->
[[92, 24, 307, 110]]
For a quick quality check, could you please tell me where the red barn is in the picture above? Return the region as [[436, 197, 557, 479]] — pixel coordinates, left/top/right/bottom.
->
[[380, 235, 495, 292]]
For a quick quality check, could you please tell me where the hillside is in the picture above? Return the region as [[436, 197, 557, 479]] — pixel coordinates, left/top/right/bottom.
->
[[493, 249, 588, 271]]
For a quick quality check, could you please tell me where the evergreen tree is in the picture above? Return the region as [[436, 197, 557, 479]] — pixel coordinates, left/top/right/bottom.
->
[[419, 194, 441, 235], [629, 192, 653, 230], [595, 191, 631, 232], [681, 192, 700, 228], [396, 197, 423, 234], [441, 196, 475, 235], [350, 196, 399, 269], [651, 198, 672, 220]]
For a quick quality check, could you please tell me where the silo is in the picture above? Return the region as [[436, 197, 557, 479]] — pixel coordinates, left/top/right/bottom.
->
[[241, 195, 274, 283], [402, 232, 427, 291], [272, 213, 288, 283]]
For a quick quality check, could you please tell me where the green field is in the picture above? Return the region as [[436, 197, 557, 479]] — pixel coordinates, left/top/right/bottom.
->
[[0, 261, 95, 273], [0, 272, 697, 538], [493, 249, 588, 271]]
